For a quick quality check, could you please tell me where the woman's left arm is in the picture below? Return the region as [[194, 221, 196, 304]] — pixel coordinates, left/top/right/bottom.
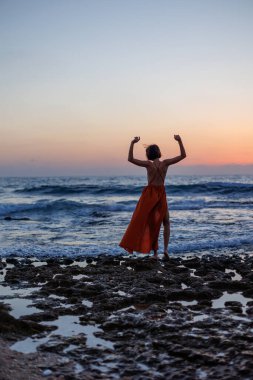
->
[[128, 137, 150, 167]]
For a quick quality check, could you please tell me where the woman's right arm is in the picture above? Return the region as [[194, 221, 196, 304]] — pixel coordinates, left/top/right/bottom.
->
[[128, 137, 150, 167]]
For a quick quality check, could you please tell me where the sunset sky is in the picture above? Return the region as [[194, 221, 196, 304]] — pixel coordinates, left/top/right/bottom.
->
[[1, 0, 253, 176]]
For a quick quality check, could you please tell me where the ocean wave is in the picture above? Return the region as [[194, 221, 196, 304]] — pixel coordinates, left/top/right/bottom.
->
[[0, 199, 140, 217], [14, 181, 253, 197], [167, 182, 253, 196], [15, 184, 144, 196], [0, 199, 85, 216], [1, 196, 252, 217]]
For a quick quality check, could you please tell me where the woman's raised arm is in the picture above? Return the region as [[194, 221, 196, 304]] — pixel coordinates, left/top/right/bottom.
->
[[163, 135, 186, 166], [128, 137, 150, 167]]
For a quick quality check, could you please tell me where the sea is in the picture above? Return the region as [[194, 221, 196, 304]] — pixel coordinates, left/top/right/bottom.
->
[[0, 175, 253, 258]]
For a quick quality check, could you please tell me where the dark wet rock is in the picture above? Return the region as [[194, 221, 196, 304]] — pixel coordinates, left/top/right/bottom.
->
[[2, 253, 253, 379], [194, 268, 210, 277], [5, 258, 19, 266], [208, 280, 250, 292], [128, 261, 155, 272], [22, 311, 59, 323], [224, 301, 243, 313], [182, 257, 201, 268], [45, 258, 60, 267], [246, 307, 253, 315], [62, 258, 74, 265], [244, 272, 253, 281], [86, 257, 94, 264], [170, 266, 189, 274], [0, 261, 7, 270], [198, 299, 212, 307], [0, 308, 47, 336], [243, 288, 253, 298], [167, 289, 197, 301]]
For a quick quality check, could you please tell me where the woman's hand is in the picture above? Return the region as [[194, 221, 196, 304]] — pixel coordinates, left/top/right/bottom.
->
[[132, 136, 140, 144], [174, 135, 182, 142]]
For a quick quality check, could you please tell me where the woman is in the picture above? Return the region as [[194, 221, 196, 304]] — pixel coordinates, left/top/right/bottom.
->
[[119, 135, 186, 259]]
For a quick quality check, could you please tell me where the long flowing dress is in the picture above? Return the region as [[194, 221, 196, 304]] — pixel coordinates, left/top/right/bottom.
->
[[119, 168, 167, 254]]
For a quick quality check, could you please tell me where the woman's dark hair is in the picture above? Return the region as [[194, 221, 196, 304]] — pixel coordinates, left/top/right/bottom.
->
[[146, 144, 161, 161]]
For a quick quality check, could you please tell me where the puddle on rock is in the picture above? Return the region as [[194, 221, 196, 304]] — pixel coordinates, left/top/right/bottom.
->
[[4, 298, 42, 319], [113, 290, 131, 297], [49, 294, 66, 301], [31, 261, 48, 267], [53, 273, 61, 279], [73, 274, 90, 280], [231, 315, 252, 322], [225, 269, 242, 281], [68, 260, 97, 268], [190, 269, 200, 278], [195, 368, 208, 380], [192, 314, 209, 322], [178, 300, 198, 307], [63, 344, 79, 353], [212, 291, 252, 314], [11, 315, 114, 354], [82, 300, 93, 308], [74, 363, 84, 374], [0, 284, 41, 300]]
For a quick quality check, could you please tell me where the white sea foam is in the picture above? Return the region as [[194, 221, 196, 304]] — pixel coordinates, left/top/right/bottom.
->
[[0, 235, 252, 259]]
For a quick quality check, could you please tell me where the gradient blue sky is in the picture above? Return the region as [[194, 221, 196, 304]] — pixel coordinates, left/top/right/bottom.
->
[[1, 0, 253, 176]]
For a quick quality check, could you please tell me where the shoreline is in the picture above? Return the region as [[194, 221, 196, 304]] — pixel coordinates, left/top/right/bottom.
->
[[1, 253, 253, 379]]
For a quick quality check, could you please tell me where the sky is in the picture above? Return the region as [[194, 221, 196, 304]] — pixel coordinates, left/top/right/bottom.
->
[[1, 0, 253, 176]]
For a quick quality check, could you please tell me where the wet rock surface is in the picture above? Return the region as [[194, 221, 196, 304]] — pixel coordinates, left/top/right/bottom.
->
[[1, 253, 253, 379]]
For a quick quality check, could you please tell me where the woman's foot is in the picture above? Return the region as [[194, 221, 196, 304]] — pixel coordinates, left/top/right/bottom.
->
[[163, 251, 169, 260], [150, 251, 159, 260]]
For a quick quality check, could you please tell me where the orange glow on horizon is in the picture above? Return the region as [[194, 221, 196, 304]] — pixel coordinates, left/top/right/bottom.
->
[[1, 122, 253, 170]]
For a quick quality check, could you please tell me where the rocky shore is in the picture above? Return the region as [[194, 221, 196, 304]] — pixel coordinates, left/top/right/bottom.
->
[[1, 253, 253, 379]]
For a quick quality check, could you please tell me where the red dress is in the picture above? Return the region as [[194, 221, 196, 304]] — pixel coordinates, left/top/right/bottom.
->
[[119, 169, 167, 254]]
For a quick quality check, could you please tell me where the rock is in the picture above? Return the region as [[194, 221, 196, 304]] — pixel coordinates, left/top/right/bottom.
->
[[2, 253, 253, 379], [208, 280, 249, 291], [224, 301, 243, 313], [0, 308, 47, 335], [183, 257, 201, 268], [62, 258, 74, 265], [6, 258, 19, 265], [246, 306, 253, 315]]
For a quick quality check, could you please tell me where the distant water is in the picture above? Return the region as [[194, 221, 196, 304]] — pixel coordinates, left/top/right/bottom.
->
[[0, 175, 253, 258]]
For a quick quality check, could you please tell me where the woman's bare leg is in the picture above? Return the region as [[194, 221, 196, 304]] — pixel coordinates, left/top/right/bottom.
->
[[149, 249, 158, 260], [163, 211, 170, 258]]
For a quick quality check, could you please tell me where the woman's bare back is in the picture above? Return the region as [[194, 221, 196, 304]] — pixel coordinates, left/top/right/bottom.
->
[[147, 160, 168, 186]]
